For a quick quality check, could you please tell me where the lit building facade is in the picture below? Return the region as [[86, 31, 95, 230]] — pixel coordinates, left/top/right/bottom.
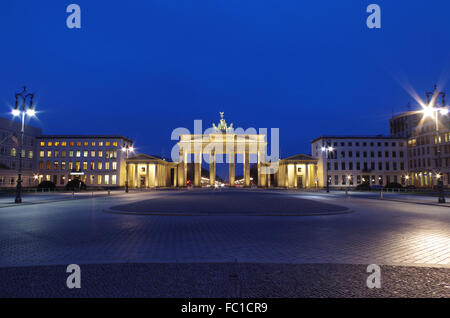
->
[[0, 117, 42, 188], [311, 136, 408, 188], [390, 110, 450, 187], [36, 135, 133, 187]]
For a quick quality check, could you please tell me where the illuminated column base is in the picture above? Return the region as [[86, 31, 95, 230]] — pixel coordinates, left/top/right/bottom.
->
[[244, 151, 250, 187], [229, 153, 235, 187], [210, 151, 216, 186], [194, 152, 202, 187]]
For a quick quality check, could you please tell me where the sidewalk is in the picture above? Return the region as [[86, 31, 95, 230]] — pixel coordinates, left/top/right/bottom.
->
[[346, 191, 450, 207], [0, 191, 123, 208]]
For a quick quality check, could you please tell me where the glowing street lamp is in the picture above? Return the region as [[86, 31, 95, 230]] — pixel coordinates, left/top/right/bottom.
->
[[122, 144, 134, 193], [422, 86, 447, 203], [11, 86, 36, 203], [321, 142, 334, 193]]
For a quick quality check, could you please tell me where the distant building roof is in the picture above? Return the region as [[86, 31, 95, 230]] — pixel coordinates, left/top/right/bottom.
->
[[126, 153, 175, 164], [311, 135, 406, 143], [281, 153, 317, 163], [37, 135, 133, 143]]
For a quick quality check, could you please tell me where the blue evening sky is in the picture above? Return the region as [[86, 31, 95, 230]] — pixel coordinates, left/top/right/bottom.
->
[[1, 1, 449, 177]]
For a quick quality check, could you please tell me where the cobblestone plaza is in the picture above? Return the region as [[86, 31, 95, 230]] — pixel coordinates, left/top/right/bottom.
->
[[0, 189, 449, 297]]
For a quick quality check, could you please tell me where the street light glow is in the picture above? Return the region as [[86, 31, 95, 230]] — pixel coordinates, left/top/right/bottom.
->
[[440, 108, 449, 115], [12, 109, 20, 117], [26, 108, 36, 117], [422, 106, 434, 118]]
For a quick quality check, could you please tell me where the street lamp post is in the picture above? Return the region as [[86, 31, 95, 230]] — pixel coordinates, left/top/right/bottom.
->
[[321, 142, 334, 193], [12, 86, 36, 204], [424, 86, 447, 203], [121, 144, 134, 193]]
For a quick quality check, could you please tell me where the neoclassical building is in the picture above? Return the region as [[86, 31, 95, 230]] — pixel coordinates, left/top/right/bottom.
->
[[123, 114, 319, 189]]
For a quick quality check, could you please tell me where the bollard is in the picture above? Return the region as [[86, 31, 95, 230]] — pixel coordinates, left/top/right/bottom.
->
[[380, 190, 383, 199]]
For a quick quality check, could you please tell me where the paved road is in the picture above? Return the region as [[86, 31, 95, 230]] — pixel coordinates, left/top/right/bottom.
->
[[109, 190, 349, 215], [0, 189, 449, 267], [1, 263, 449, 297]]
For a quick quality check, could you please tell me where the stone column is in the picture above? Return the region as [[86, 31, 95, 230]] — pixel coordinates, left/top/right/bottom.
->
[[146, 163, 150, 188], [244, 150, 250, 187], [294, 164, 298, 188], [194, 152, 202, 187], [209, 151, 215, 186], [173, 166, 178, 187], [134, 163, 139, 188], [229, 152, 235, 187], [257, 152, 262, 187], [178, 149, 185, 187], [305, 163, 309, 188]]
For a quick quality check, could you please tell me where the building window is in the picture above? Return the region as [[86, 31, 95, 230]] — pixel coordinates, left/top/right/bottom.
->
[[39, 161, 44, 170], [11, 148, 16, 156], [62, 141, 67, 147], [98, 175, 102, 184], [54, 142, 60, 147], [83, 162, 88, 170], [113, 141, 118, 147], [69, 162, 73, 170], [105, 175, 110, 185], [75, 162, 81, 171], [53, 161, 59, 170], [90, 162, 95, 170], [98, 162, 102, 170], [46, 161, 51, 170], [105, 142, 111, 147], [91, 141, 96, 146], [61, 162, 66, 170], [334, 175, 338, 185], [99, 142, 103, 146], [98, 151, 103, 157], [112, 162, 117, 170], [40, 150, 44, 158], [40, 141, 45, 146], [54, 151, 59, 158], [76, 151, 81, 158], [341, 162, 345, 170], [90, 175, 94, 185], [47, 141, 52, 147], [105, 162, 110, 170], [76, 142, 81, 146], [84, 142, 89, 146], [69, 151, 74, 157], [91, 151, 96, 157], [69, 141, 74, 146], [61, 150, 66, 157], [47, 151, 52, 157], [112, 175, 117, 185], [385, 162, 390, 171]]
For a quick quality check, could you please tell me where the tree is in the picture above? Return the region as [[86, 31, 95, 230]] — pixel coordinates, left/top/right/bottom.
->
[[38, 180, 56, 190], [65, 179, 87, 191]]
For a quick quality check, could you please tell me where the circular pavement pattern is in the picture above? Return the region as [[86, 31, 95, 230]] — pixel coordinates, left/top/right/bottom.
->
[[106, 190, 351, 216]]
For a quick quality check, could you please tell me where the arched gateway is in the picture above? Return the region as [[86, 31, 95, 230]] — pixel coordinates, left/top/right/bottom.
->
[[177, 116, 267, 188], [125, 113, 319, 188]]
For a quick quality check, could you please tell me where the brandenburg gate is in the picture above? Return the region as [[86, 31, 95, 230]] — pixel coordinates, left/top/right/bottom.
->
[[177, 113, 267, 187]]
